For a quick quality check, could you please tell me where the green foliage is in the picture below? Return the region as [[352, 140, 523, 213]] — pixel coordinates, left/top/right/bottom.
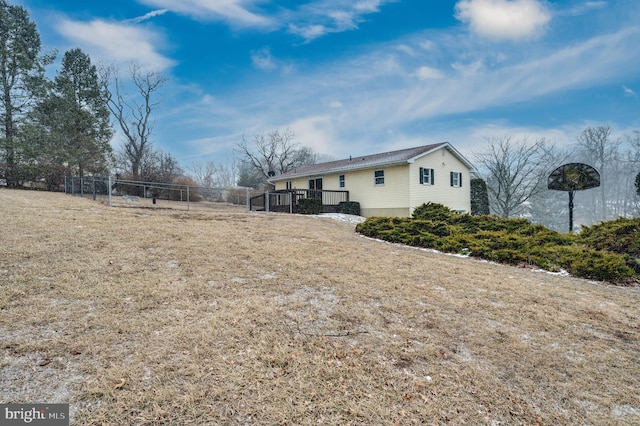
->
[[298, 198, 323, 214], [470, 178, 490, 215], [337, 201, 360, 215], [355, 202, 638, 285], [577, 217, 640, 274], [412, 202, 455, 221], [0, 1, 51, 187], [37, 48, 113, 177], [561, 246, 634, 282]]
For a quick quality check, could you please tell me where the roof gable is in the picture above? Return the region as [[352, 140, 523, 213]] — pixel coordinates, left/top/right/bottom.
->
[[270, 142, 472, 181]]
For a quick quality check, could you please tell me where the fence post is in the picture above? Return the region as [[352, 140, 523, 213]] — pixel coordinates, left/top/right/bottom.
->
[[265, 192, 270, 213], [187, 186, 190, 211], [246, 188, 250, 213], [108, 176, 113, 207]]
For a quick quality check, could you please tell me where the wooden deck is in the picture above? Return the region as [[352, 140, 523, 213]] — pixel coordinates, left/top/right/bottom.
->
[[249, 189, 349, 213]]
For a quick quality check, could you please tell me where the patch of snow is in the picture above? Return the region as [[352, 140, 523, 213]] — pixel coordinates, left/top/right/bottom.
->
[[612, 404, 640, 417], [317, 213, 366, 224], [532, 268, 570, 277]]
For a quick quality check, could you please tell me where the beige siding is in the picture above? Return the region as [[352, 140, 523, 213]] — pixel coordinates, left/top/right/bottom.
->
[[409, 147, 471, 214], [342, 165, 410, 211], [274, 166, 410, 214], [274, 177, 309, 190]]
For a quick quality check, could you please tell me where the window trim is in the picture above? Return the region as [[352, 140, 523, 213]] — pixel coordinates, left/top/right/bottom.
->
[[339, 174, 345, 188], [419, 167, 435, 185], [450, 171, 462, 188], [374, 170, 385, 185]]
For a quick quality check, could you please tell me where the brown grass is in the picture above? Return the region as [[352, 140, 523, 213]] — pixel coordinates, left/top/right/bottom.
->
[[1, 189, 639, 425]]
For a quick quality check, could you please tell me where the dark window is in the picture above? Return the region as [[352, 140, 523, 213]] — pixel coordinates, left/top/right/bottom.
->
[[374, 170, 385, 185], [309, 177, 323, 198], [339, 175, 345, 188]]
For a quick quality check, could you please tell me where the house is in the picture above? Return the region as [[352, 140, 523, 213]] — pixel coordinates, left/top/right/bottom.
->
[[268, 142, 474, 217]]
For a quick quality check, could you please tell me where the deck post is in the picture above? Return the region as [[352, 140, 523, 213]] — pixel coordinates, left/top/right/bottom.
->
[[265, 192, 270, 212]]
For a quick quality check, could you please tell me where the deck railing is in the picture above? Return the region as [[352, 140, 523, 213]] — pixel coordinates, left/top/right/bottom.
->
[[249, 189, 349, 213]]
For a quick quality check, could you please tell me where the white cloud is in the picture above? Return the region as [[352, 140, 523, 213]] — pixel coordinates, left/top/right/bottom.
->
[[288, 23, 328, 40], [623, 85, 636, 96], [419, 40, 436, 51], [354, 0, 385, 13], [395, 27, 640, 124], [125, 9, 168, 23], [563, 1, 607, 16], [235, 22, 640, 161], [396, 44, 417, 56], [134, 0, 390, 42], [451, 60, 484, 75], [287, 115, 338, 156], [415, 66, 445, 80], [56, 19, 174, 71], [455, 0, 551, 41], [251, 47, 277, 71], [137, 0, 270, 26], [286, 0, 395, 42]]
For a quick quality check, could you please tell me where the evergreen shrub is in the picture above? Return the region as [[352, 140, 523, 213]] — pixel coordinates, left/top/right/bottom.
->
[[354, 202, 639, 285], [577, 218, 640, 271], [337, 201, 361, 216], [298, 198, 323, 214]]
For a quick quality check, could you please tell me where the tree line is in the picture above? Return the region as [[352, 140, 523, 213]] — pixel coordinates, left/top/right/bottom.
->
[[0, 0, 185, 193], [472, 127, 640, 231]]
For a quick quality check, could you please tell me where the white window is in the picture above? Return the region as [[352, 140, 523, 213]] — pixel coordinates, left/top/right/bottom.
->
[[419, 167, 435, 185], [450, 172, 462, 187], [374, 170, 385, 185], [339, 175, 345, 188], [285, 181, 292, 189]]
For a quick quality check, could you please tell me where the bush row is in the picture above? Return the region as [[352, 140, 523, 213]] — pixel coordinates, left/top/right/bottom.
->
[[297, 198, 323, 214], [355, 202, 639, 285], [337, 201, 361, 216]]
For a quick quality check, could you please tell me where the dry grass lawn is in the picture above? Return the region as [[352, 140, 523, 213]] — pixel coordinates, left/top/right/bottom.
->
[[1, 189, 639, 425]]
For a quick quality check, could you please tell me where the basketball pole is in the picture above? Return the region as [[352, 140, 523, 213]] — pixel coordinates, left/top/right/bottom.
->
[[568, 190, 575, 233]]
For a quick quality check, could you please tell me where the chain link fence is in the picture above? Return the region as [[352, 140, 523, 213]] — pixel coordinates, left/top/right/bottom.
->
[[64, 176, 252, 211]]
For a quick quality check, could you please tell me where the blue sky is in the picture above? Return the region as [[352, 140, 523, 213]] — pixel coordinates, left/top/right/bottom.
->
[[17, 0, 640, 166]]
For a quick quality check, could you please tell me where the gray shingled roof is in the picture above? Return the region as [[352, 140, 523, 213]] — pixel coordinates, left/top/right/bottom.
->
[[270, 142, 472, 181]]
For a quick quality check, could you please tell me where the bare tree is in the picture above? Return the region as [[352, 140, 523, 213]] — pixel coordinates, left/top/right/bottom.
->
[[473, 135, 552, 218], [189, 158, 238, 188], [236, 129, 317, 183], [576, 125, 621, 221], [101, 63, 167, 182]]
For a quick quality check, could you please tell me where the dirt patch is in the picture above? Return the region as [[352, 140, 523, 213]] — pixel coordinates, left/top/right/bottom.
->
[[1, 189, 639, 425]]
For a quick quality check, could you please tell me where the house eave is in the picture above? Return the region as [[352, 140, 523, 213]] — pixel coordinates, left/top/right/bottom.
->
[[268, 159, 410, 182], [268, 141, 477, 183]]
